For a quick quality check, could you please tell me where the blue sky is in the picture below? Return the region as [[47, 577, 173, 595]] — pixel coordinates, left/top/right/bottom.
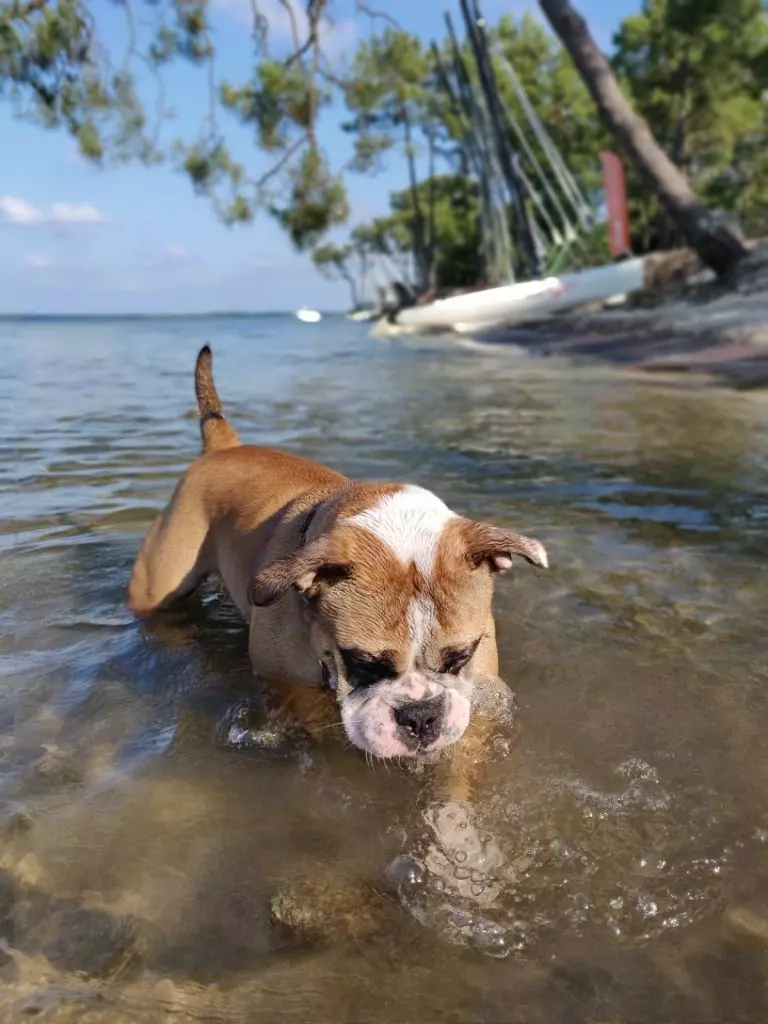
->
[[0, 0, 640, 315]]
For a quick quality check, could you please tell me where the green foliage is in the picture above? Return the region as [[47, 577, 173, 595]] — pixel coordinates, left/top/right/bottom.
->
[[222, 59, 326, 152], [389, 174, 482, 289], [312, 242, 349, 274], [1, 0, 766, 263], [270, 147, 349, 250], [612, 0, 768, 243], [351, 216, 411, 257], [0, 0, 157, 163]]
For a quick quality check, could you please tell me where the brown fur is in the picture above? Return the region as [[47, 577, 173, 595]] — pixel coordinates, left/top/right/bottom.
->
[[129, 346, 547, 775], [195, 344, 239, 452]]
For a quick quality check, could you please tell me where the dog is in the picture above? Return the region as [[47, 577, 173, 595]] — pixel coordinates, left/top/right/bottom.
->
[[128, 346, 548, 763]]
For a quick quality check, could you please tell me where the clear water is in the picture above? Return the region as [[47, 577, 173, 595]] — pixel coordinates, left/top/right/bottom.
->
[[1, 314, 768, 1022]]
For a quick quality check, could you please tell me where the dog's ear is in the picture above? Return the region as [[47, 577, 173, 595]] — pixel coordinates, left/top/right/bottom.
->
[[460, 519, 548, 575], [248, 536, 349, 607]]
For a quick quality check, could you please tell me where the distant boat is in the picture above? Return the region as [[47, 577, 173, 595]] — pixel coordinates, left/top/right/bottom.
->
[[295, 308, 322, 323]]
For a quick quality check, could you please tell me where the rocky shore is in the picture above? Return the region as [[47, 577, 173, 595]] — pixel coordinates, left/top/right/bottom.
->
[[484, 243, 768, 387]]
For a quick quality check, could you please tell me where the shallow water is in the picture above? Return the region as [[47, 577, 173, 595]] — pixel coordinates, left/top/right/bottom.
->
[[1, 314, 768, 1022]]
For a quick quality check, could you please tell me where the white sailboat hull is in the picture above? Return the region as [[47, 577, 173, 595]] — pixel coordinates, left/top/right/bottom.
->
[[395, 258, 646, 333]]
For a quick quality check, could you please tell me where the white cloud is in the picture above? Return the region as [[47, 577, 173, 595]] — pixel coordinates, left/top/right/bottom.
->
[[24, 251, 55, 269], [213, 0, 357, 58], [0, 195, 107, 226], [49, 201, 105, 224], [0, 196, 44, 225], [163, 243, 193, 262]]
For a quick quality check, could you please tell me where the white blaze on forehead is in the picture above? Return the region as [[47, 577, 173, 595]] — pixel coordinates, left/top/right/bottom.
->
[[348, 485, 457, 659], [347, 485, 456, 575]]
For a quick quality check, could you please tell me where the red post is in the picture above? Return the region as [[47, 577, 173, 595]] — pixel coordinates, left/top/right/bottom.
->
[[600, 150, 631, 258]]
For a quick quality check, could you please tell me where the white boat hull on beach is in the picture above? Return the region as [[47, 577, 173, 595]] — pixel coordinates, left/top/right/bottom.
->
[[393, 257, 647, 334]]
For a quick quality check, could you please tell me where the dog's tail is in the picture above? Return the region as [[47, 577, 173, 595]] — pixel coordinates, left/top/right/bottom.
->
[[194, 345, 240, 453]]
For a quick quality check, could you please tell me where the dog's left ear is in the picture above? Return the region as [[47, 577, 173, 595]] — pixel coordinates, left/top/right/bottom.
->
[[248, 536, 349, 606], [460, 519, 548, 574]]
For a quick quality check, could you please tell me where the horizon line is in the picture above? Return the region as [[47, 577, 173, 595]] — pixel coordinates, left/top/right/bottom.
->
[[0, 310, 347, 320]]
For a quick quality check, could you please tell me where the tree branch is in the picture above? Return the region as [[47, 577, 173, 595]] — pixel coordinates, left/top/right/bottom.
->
[[283, 31, 315, 69], [255, 133, 307, 189], [276, 0, 302, 53], [0, 0, 50, 21], [355, 1, 401, 30], [248, 0, 270, 53]]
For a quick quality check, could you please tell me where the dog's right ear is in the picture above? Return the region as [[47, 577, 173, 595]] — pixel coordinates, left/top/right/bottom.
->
[[248, 536, 349, 607]]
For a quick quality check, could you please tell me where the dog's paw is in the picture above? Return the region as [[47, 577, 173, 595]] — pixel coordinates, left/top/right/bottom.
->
[[214, 697, 307, 757], [471, 675, 516, 725]]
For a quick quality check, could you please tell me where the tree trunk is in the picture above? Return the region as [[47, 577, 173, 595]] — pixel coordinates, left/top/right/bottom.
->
[[342, 271, 359, 310], [401, 105, 428, 292], [426, 126, 437, 290], [539, 0, 747, 276]]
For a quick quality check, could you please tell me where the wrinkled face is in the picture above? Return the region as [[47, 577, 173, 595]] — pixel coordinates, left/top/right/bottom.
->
[[327, 490, 493, 758], [250, 485, 548, 760]]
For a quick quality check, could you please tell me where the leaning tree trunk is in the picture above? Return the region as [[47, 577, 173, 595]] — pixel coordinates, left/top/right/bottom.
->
[[539, 0, 747, 276], [401, 105, 429, 293], [342, 271, 359, 311]]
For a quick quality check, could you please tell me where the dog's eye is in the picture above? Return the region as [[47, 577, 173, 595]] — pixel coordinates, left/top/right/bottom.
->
[[440, 638, 481, 675], [339, 647, 396, 688]]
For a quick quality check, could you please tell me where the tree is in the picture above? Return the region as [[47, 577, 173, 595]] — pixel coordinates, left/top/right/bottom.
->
[[0, 0, 350, 244], [1, 0, 763, 274], [337, 174, 481, 299], [539, 0, 748, 275], [312, 242, 358, 308], [343, 28, 433, 289], [389, 174, 482, 290], [612, 0, 768, 246]]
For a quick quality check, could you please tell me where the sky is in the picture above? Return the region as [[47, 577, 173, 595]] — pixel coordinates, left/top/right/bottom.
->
[[0, 0, 640, 315]]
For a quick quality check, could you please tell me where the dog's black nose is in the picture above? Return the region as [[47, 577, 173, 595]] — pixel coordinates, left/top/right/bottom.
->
[[395, 697, 444, 745]]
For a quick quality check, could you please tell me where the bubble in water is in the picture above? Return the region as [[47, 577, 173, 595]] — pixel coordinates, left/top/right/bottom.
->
[[492, 736, 511, 757], [386, 855, 424, 891], [636, 893, 659, 918], [454, 866, 470, 880], [458, 913, 510, 958], [632, 852, 667, 876], [470, 927, 509, 958], [454, 849, 467, 863], [615, 757, 660, 785], [550, 839, 574, 859]]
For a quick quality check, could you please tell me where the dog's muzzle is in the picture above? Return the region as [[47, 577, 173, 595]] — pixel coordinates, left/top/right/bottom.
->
[[340, 671, 473, 760]]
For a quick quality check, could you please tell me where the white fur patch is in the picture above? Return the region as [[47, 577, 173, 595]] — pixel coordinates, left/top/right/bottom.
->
[[348, 486, 456, 660], [348, 485, 456, 577], [408, 594, 437, 660]]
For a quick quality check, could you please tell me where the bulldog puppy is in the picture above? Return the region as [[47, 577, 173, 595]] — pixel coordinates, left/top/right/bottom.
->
[[128, 346, 548, 763]]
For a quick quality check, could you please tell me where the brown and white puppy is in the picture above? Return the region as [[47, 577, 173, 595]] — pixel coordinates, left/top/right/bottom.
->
[[128, 346, 547, 761]]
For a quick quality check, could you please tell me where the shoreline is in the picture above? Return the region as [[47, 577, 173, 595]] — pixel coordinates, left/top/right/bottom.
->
[[409, 244, 768, 389]]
